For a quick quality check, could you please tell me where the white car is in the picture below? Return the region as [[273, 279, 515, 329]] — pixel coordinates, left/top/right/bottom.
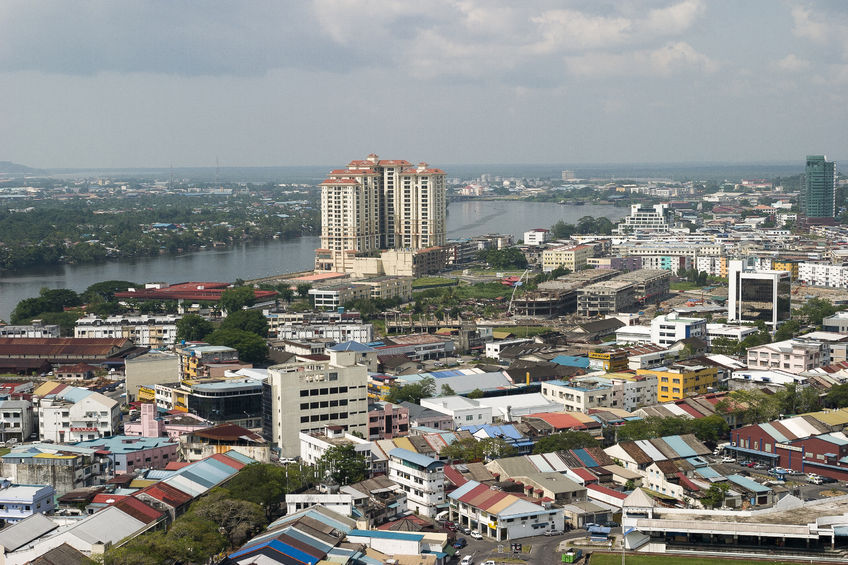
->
[[721, 456, 736, 463], [461, 556, 473, 565], [483, 561, 496, 565], [470, 530, 483, 540]]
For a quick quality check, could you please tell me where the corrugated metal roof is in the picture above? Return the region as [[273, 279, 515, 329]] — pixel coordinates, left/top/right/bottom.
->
[[528, 454, 554, 473], [388, 448, 441, 469], [0, 513, 58, 551], [661, 435, 698, 459], [634, 440, 667, 462], [541, 452, 569, 472]]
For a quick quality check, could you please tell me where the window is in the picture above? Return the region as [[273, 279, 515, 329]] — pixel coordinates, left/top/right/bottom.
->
[[466, 415, 474, 421]]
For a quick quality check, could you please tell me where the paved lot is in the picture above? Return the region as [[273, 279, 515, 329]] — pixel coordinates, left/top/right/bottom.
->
[[453, 529, 591, 565]]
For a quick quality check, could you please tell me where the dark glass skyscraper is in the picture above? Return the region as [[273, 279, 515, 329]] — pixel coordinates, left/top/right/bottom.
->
[[802, 155, 836, 218]]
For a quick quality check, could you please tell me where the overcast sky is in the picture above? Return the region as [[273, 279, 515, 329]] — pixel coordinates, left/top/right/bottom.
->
[[1, 0, 846, 169]]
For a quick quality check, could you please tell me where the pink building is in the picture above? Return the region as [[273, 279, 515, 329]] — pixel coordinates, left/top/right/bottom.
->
[[124, 403, 211, 440], [367, 401, 409, 440]]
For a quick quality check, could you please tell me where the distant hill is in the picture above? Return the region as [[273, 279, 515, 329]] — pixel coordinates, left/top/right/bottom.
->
[[0, 161, 42, 174]]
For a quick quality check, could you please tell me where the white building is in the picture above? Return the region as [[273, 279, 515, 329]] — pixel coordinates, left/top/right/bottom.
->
[[0, 321, 60, 339], [448, 479, 565, 541], [420, 396, 493, 427], [36, 387, 120, 443], [614, 203, 671, 235], [387, 447, 445, 517], [74, 314, 179, 348], [746, 339, 827, 374], [265, 357, 370, 457], [650, 313, 707, 347], [798, 262, 848, 289], [299, 426, 386, 476], [485, 338, 531, 360], [706, 323, 758, 344], [543, 374, 657, 413], [695, 256, 725, 277], [0, 400, 34, 443], [276, 322, 373, 343], [523, 228, 551, 246], [540, 379, 614, 413]]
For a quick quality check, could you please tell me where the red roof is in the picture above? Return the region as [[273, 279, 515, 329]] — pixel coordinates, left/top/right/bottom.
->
[[210, 452, 248, 470], [675, 472, 702, 492], [91, 493, 129, 504], [586, 483, 627, 500], [164, 461, 192, 470], [137, 482, 193, 508], [524, 412, 589, 430], [571, 468, 599, 483], [444, 465, 468, 488], [114, 496, 163, 524]]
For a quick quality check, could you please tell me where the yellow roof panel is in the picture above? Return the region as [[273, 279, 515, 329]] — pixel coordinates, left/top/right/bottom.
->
[[805, 408, 848, 426], [487, 495, 520, 514], [33, 452, 76, 459], [34, 381, 61, 396], [392, 437, 415, 452], [129, 479, 158, 488]]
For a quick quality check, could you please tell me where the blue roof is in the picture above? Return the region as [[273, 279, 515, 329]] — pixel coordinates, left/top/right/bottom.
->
[[73, 435, 175, 454], [694, 466, 722, 479], [328, 341, 374, 352], [572, 448, 600, 468], [551, 355, 590, 369], [348, 529, 424, 541], [389, 448, 442, 470], [461, 424, 523, 440], [726, 474, 770, 494], [229, 538, 320, 564], [449, 480, 481, 501], [662, 435, 698, 459]]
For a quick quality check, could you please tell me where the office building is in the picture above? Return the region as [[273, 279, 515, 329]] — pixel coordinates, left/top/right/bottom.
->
[[155, 377, 263, 429], [0, 400, 33, 443], [802, 155, 836, 220], [316, 154, 446, 272], [541, 244, 592, 272], [650, 313, 707, 347], [523, 228, 551, 246], [727, 259, 791, 328], [264, 358, 369, 458]]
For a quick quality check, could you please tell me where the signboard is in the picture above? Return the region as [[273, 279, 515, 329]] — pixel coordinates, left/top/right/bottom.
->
[[776, 443, 802, 452]]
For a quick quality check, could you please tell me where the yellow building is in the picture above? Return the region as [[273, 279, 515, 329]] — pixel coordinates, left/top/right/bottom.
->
[[637, 362, 717, 403], [773, 259, 800, 281], [541, 244, 592, 272], [588, 350, 629, 372]]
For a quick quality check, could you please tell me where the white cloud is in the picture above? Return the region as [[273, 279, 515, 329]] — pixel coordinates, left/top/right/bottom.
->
[[565, 41, 717, 77], [773, 54, 810, 72], [642, 0, 705, 35]]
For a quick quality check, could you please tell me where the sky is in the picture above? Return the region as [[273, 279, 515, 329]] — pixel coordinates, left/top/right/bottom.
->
[[1, 0, 847, 169]]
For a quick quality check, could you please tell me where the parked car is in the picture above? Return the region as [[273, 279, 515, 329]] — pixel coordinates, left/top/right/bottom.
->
[[754, 463, 767, 469], [470, 530, 483, 540], [483, 561, 496, 565], [453, 538, 467, 549], [745, 461, 756, 468], [545, 529, 564, 536], [721, 456, 736, 463], [462, 527, 472, 535], [445, 523, 457, 532], [461, 556, 473, 565]]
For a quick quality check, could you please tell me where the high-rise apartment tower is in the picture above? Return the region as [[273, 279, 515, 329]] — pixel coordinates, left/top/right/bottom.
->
[[802, 155, 836, 219], [316, 154, 446, 272]]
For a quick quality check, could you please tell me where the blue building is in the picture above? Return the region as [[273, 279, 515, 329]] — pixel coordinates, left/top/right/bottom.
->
[[0, 484, 55, 524]]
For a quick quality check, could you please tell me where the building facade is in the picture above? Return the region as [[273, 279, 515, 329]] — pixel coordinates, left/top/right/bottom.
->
[[74, 315, 179, 348], [802, 155, 836, 219], [637, 363, 718, 403], [264, 359, 369, 457], [388, 448, 445, 518], [650, 313, 707, 347], [316, 155, 446, 272]]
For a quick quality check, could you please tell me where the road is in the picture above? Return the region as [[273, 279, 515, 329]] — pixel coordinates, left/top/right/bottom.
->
[[454, 529, 591, 565]]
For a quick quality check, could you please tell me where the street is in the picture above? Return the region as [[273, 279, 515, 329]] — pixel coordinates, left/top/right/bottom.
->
[[454, 529, 592, 565]]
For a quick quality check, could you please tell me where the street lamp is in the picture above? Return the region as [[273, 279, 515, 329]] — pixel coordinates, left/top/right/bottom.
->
[[622, 527, 634, 565]]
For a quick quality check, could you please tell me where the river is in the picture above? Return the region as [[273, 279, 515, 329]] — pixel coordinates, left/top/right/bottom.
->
[[0, 200, 624, 321]]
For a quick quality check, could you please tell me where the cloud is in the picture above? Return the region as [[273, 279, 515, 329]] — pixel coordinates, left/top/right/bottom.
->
[[565, 41, 718, 77], [773, 54, 810, 72]]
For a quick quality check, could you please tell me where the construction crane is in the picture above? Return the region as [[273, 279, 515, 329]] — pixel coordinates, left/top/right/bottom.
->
[[507, 269, 531, 315]]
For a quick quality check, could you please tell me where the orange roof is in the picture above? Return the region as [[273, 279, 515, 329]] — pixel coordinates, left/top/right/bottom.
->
[[525, 412, 589, 430], [321, 178, 360, 185]]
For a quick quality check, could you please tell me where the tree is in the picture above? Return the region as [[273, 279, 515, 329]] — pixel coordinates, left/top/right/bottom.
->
[[296, 283, 312, 298], [385, 377, 436, 405], [773, 319, 800, 342], [222, 463, 311, 520], [440, 437, 517, 462], [175, 314, 214, 341], [278, 287, 295, 303], [532, 431, 598, 454], [824, 384, 848, 409], [81, 280, 137, 303], [219, 286, 256, 313], [191, 490, 265, 547], [795, 298, 838, 326], [478, 247, 527, 270], [701, 482, 730, 509], [716, 389, 780, 424], [205, 328, 268, 363], [467, 388, 485, 399], [710, 336, 740, 355], [440, 384, 456, 396], [317, 444, 368, 486], [221, 309, 269, 337], [550, 220, 576, 239]]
